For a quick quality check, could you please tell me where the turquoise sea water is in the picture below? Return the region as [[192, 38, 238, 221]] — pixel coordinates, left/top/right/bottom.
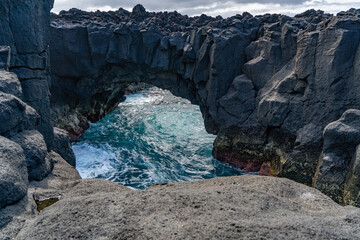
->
[[72, 87, 243, 189]]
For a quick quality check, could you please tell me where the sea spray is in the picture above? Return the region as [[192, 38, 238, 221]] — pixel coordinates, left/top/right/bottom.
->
[[73, 87, 243, 189]]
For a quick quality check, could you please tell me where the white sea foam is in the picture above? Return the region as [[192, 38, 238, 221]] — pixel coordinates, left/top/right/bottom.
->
[[73, 143, 119, 179], [300, 192, 315, 199], [73, 87, 243, 189]]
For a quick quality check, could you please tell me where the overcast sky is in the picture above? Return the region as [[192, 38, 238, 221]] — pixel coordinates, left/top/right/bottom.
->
[[52, 0, 360, 17]]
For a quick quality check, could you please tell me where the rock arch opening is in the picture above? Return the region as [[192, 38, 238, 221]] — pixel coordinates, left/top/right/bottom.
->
[[49, 7, 360, 204], [71, 86, 244, 189]]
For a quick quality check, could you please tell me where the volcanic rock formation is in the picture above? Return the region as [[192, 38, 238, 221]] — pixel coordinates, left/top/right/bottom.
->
[[0, 0, 72, 208], [6, 174, 360, 239], [1, 1, 360, 238], [50, 6, 360, 204]]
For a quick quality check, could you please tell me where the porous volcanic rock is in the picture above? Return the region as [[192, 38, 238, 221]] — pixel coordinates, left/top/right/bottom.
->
[[0, 92, 39, 137], [49, 7, 360, 202], [10, 130, 54, 181], [0, 0, 54, 147], [0, 151, 80, 239], [315, 109, 360, 205], [0, 136, 27, 208], [14, 175, 360, 239], [0, 70, 22, 98], [53, 127, 76, 166]]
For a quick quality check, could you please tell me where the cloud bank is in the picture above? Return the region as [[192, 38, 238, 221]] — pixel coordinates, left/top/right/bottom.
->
[[52, 0, 360, 17]]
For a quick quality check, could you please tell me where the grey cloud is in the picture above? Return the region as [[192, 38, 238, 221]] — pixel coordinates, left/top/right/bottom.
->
[[55, 0, 307, 12], [53, 0, 360, 17]]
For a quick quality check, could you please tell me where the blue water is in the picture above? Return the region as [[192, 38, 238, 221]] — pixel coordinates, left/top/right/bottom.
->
[[72, 87, 243, 189]]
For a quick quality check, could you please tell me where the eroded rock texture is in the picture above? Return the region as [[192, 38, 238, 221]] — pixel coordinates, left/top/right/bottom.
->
[[315, 109, 360, 205], [10, 130, 54, 181], [0, 136, 27, 208], [0, 0, 54, 147], [0, 0, 74, 210], [50, 7, 360, 203], [12, 175, 360, 239]]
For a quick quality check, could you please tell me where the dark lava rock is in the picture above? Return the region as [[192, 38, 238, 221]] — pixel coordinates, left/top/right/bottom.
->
[[0, 0, 54, 148], [314, 109, 360, 204], [0, 70, 22, 98], [0, 136, 27, 208], [53, 127, 76, 167], [11, 130, 54, 181], [48, 7, 360, 203], [131, 4, 147, 20], [0, 92, 39, 137]]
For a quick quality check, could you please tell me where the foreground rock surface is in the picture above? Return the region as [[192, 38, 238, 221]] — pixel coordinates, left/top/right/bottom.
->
[[10, 175, 360, 240], [0, 136, 27, 208]]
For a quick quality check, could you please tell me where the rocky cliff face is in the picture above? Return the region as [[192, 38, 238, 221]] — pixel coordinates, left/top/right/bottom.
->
[[0, 0, 75, 209], [0, 0, 55, 148], [50, 6, 360, 204], [1, 2, 360, 238]]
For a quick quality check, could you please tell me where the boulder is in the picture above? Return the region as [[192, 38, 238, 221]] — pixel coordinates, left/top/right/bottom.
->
[[10, 130, 53, 181], [0, 70, 22, 98], [314, 109, 360, 203], [0, 136, 28, 208], [131, 4, 146, 19], [344, 144, 360, 206], [53, 127, 76, 167], [0, 92, 39, 137]]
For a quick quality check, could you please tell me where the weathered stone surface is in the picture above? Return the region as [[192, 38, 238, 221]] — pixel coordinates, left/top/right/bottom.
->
[[0, 136, 27, 208], [53, 127, 76, 166], [0, 0, 54, 148], [280, 123, 323, 185], [0, 70, 22, 98], [48, 8, 360, 203], [314, 109, 360, 204], [14, 175, 360, 239], [10, 130, 53, 181], [344, 144, 360, 207], [0, 151, 80, 239], [0, 46, 11, 70], [0, 92, 39, 137]]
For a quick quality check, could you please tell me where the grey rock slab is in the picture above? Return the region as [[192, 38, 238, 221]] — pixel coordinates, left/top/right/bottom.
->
[[0, 136, 28, 208], [315, 109, 360, 203], [1, 0, 55, 149], [0, 151, 80, 239], [0, 92, 39, 137], [10, 130, 53, 181], [0, 70, 22, 98], [53, 128, 75, 167], [15, 175, 360, 239]]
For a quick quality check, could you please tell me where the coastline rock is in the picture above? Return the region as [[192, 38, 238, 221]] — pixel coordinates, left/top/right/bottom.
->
[[314, 109, 360, 204], [0, 0, 54, 148], [10, 130, 53, 181], [53, 127, 76, 166], [48, 8, 360, 202], [0, 92, 39, 137], [344, 144, 360, 206], [0, 70, 22, 98], [14, 175, 360, 239], [0, 136, 27, 208], [0, 151, 80, 239]]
